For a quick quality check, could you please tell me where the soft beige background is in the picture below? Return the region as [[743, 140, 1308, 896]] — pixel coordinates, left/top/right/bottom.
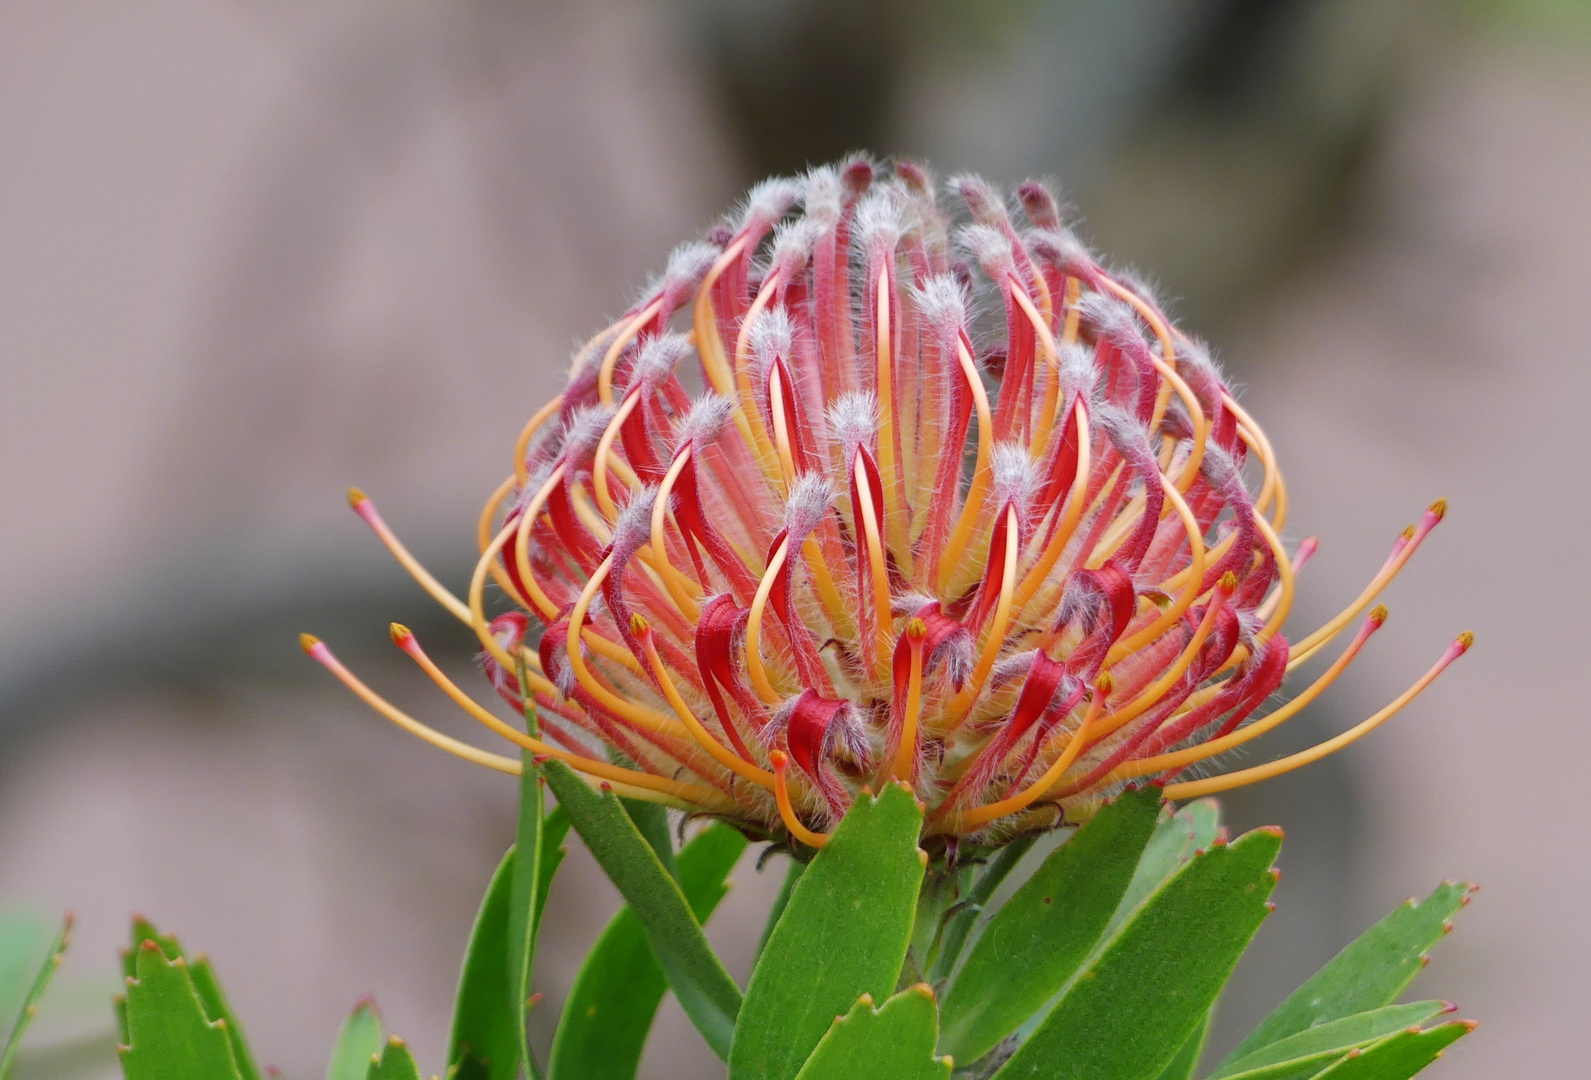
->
[[1, 2, 1586, 1077]]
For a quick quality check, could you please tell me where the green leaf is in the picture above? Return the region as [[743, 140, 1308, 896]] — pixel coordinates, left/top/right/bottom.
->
[[791, 985, 952, 1080], [1307, 1022, 1473, 1079], [0, 912, 70, 1080], [622, 797, 677, 876], [927, 835, 1036, 985], [1108, 797, 1221, 938], [1222, 882, 1472, 1066], [0, 913, 56, 1051], [536, 807, 572, 939], [120, 918, 182, 1046], [189, 953, 263, 1080], [542, 761, 742, 1060], [509, 755, 546, 1080], [938, 787, 1162, 1064], [118, 917, 259, 1080], [368, 1036, 422, 1080], [128, 919, 182, 967], [329, 1000, 385, 1080], [120, 942, 244, 1080], [731, 783, 925, 1080], [992, 827, 1283, 1080], [1214, 1002, 1450, 1080], [756, 858, 805, 966], [1154, 1011, 1209, 1080], [548, 822, 747, 1080], [448, 850, 520, 1080]]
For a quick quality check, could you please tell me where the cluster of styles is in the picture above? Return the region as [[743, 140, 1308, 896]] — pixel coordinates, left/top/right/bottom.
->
[[305, 157, 1467, 853]]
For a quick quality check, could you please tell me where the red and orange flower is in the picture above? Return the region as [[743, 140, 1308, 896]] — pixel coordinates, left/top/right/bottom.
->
[[304, 159, 1468, 849]]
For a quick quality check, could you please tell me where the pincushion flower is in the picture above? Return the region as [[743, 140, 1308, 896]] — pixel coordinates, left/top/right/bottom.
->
[[303, 158, 1468, 850]]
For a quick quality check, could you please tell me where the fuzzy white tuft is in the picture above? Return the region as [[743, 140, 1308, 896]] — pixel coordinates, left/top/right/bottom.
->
[[515, 460, 557, 515], [990, 441, 1040, 519], [990, 649, 1040, 688], [674, 393, 734, 450], [749, 306, 794, 379], [854, 187, 904, 253], [610, 485, 658, 565], [957, 223, 1016, 281], [1059, 341, 1097, 400], [1199, 443, 1239, 489], [632, 333, 693, 388], [891, 591, 938, 616], [1077, 292, 1142, 343], [561, 404, 616, 466], [804, 165, 842, 225], [741, 176, 803, 230], [784, 473, 836, 541], [913, 274, 969, 343], [1094, 404, 1154, 462], [1026, 228, 1094, 274], [827, 391, 878, 466], [663, 241, 719, 291], [949, 174, 1009, 226], [770, 217, 821, 274]]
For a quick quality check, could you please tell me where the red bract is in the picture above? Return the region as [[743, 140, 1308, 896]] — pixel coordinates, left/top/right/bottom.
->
[[311, 160, 1469, 850]]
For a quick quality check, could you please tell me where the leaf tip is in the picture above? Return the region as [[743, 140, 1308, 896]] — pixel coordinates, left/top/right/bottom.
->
[[908, 981, 935, 1001]]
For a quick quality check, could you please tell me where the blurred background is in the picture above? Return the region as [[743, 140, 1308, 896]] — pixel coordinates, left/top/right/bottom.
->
[[0, 0, 1586, 1076]]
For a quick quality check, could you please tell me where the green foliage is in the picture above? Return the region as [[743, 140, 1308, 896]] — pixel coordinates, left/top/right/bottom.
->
[[1221, 882, 1473, 1066], [756, 859, 805, 966], [447, 847, 523, 1080], [536, 806, 572, 939], [507, 755, 548, 1080], [548, 823, 747, 1080], [937, 786, 1161, 1063], [0, 913, 70, 1080], [1109, 797, 1222, 936], [791, 986, 951, 1080], [1307, 1023, 1473, 1079], [329, 1001, 384, 1080], [730, 782, 925, 1080], [1214, 1002, 1449, 1080], [993, 827, 1284, 1080], [541, 761, 743, 1060], [1155, 1012, 1211, 1080], [187, 953, 262, 1080], [451, 754, 574, 1080], [926, 835, 1035, 985], [90, 771, 1475, 1080], [118, 920, 257, 1080], [119, 943, 242, 1080], [367, 1037, 422, 1080]]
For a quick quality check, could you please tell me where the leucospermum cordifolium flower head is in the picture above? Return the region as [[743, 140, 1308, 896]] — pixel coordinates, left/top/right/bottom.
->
[[304, 157, 1469, 852]]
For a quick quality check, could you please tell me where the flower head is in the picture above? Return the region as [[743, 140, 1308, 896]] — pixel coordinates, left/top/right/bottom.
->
[[308, 159, 1469, 851]]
